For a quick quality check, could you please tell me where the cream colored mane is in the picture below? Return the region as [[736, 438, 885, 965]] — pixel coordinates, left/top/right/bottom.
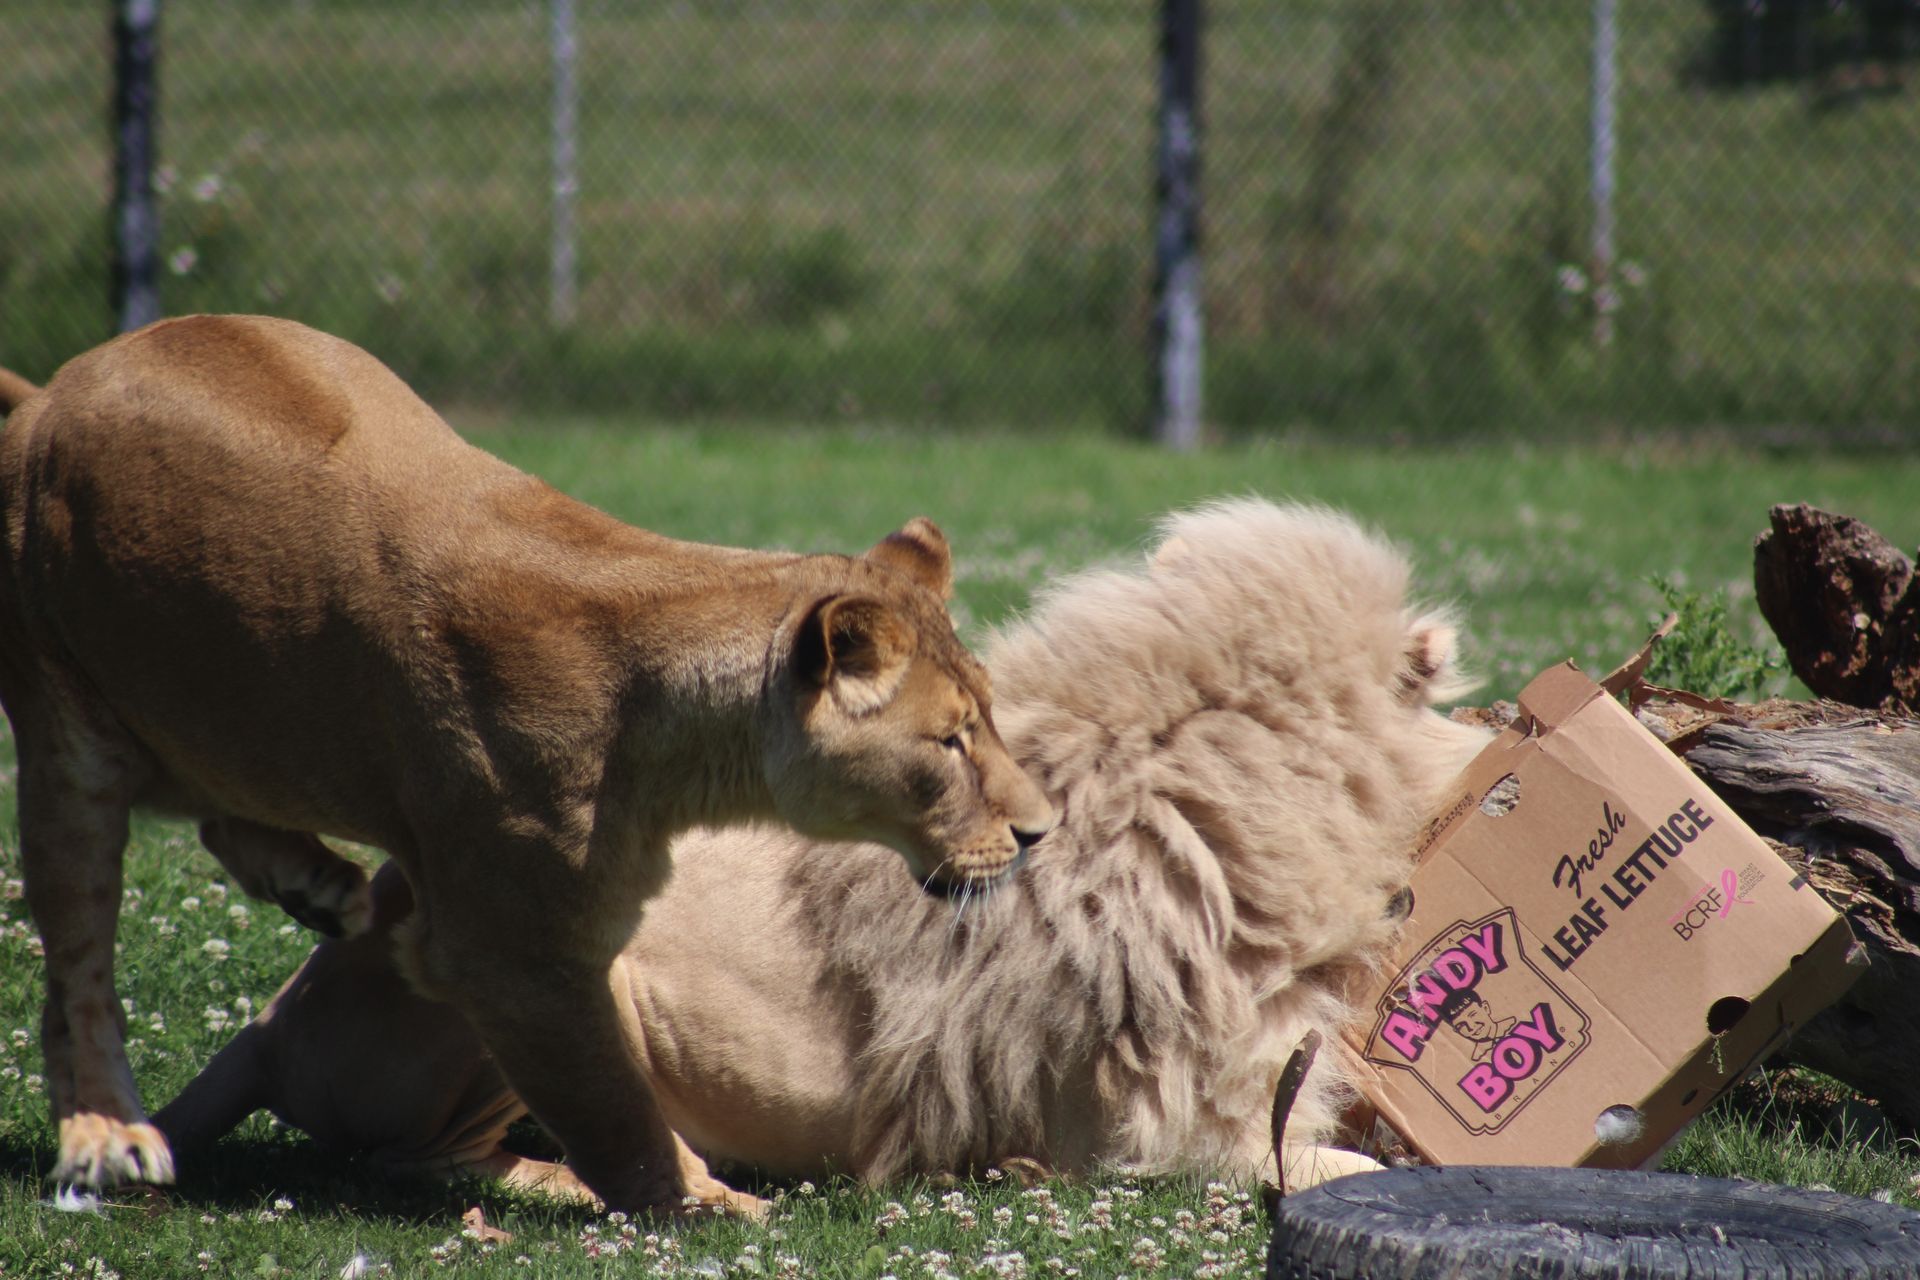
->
[[783, 501, 1491, 1179]]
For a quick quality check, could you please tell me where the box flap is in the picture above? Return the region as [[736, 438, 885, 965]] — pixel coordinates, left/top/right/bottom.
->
[[1515, 661, 1606, 731]]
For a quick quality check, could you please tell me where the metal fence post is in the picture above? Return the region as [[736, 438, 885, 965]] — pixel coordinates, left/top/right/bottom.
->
[[550, 0, 580, 329], [1591, 0, 1617, 349], [111, 0, 162, 334], [1152, 0, 1203, 449]]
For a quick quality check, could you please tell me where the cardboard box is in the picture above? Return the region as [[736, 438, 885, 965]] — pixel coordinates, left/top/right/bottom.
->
[[1346, 661, 1865, 1169]]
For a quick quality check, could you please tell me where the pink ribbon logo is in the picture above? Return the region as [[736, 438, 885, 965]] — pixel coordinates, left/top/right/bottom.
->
[[1718, 868, 1755, 917]]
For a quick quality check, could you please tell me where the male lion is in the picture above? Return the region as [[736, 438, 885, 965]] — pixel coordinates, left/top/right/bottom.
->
[[158, 500, 1489, 1199], [0, 316, 1052, 1215]]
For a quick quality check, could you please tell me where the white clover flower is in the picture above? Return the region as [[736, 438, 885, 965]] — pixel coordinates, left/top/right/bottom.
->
[[167, 248, 198, 277], [201, 938, 230, 961], [181, 897, 202, 912], [1556, 264, 1588, 294]]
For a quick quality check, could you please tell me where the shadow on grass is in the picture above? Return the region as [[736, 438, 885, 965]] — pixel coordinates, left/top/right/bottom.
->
[[0, 1126, 602, 1228]]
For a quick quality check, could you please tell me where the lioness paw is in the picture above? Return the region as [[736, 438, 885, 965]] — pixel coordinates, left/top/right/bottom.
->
[[55, 1115, 176, 1188]]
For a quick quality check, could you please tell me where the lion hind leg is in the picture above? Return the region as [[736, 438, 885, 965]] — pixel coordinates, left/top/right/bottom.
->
[[198, 817, 370, 938]]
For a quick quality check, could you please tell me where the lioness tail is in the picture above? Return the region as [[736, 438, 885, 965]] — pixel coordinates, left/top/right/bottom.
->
[[0, 368, 39, 415]]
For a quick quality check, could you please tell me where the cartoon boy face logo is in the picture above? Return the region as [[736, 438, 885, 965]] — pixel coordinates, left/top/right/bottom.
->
[[1437, 989, 1516, 1062], [1363, 909, 1593, 1135]]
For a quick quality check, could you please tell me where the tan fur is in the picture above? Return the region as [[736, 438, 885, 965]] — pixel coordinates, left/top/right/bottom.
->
[[0, 315, 1052, 1210], [158, 500, 1489, 1196]]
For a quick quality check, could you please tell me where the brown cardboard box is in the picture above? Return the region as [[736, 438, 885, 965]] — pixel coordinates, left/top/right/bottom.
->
[[1346, 661, 1864, 1169]]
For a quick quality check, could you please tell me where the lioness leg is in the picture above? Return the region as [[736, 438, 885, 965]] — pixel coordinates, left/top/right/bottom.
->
[[446, 959, 689, 1215], [16, 724, 172, 1186], [674, 1131, 769, 1221], [405, 903, 710, 1217], [197, 817, 371, 938]]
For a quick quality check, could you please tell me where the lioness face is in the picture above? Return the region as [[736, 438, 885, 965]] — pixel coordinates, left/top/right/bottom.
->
[[766, 522, 1055, 896]]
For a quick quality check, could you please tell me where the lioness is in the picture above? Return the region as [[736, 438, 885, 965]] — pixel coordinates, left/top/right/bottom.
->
[[158, 501, 1490, 1199], [0, 315, 1052, 1214]]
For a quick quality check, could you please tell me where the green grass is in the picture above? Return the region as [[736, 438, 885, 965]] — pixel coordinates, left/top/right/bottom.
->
[[2, 427, 1919, 1276], [5, 2, 1919, 433]]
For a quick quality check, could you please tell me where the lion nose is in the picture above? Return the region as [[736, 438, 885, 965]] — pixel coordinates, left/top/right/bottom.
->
[[1012, 823, 1047, 854]]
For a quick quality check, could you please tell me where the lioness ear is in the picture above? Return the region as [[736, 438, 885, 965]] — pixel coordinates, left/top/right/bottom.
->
[[864, 517, 953, 600], [795, 595, 912, 712]]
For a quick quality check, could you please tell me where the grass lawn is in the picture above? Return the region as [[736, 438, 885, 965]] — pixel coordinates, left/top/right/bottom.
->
[[1, 426, 1918, 1277]]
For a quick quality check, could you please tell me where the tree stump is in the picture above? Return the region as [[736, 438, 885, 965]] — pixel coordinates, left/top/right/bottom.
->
[[1752, 503, 1920, 712]]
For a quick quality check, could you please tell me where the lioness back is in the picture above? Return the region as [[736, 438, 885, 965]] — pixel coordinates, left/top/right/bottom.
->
[[0, 316, 732, 842]]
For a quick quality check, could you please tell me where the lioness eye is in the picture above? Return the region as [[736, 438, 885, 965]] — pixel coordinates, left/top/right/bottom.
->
[[940, 733, 966, 753]]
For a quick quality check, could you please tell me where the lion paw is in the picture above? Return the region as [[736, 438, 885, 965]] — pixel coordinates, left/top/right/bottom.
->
[[677, 1186, 770, 1224], [54, 1115, 176, 1187]]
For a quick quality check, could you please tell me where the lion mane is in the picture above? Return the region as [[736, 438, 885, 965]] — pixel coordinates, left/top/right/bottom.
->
[[781, 500, 1491, 1179]]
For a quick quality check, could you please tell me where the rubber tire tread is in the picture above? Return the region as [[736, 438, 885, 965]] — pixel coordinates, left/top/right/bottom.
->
[[1266, 1166, 1920, 1280]]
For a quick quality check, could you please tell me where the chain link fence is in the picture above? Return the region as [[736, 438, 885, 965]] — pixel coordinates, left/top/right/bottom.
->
[[5, 1, 1919, 438]]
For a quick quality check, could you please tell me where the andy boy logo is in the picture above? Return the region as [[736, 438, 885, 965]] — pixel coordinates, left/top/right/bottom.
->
[[1364, 908, 1592, 1135]]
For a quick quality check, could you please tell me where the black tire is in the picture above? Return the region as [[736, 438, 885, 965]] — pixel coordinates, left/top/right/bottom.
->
[[1267, 1166, 1920, 1280]]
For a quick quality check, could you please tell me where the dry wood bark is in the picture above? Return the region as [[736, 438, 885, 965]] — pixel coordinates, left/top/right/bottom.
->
[[1753, 503, 1920, 712]]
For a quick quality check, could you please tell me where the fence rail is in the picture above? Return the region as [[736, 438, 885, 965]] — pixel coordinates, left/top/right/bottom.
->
[[4, 1, 1918, 439]]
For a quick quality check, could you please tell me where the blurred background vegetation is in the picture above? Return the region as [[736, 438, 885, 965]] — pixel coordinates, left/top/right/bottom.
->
[[5, 0, 1918, 440]]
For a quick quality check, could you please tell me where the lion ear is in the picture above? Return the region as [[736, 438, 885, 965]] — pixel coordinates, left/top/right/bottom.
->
[[1396, 613, 1473, 706], [863, 517, 953, 600], [1149, 533, 1192, 573], [795, 595, 911, 712]]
